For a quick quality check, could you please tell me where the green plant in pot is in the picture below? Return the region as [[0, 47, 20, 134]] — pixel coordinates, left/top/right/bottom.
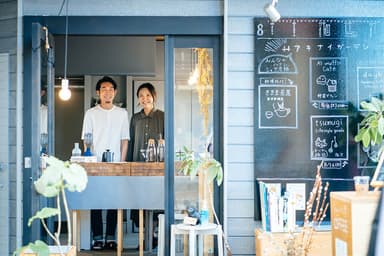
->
[[354, 96, 384, 162], [179, 146, 223, 186], [14, 156, 88, 256], [178, 146, 232, 255]]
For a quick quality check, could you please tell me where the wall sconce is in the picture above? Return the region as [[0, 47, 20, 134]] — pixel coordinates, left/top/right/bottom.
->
[[59, 0, 71, 101], [264, 0, 281, 22]]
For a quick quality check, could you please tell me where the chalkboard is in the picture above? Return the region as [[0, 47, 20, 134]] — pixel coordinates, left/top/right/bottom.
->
[[254, 18, 384, 220]]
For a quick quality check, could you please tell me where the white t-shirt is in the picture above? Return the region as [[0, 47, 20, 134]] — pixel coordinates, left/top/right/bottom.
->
[[81, 105, 129, 162]]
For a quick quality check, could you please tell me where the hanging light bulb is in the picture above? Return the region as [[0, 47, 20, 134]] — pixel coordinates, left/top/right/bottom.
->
[[60, 0, 71, 101], [59, 78, 71, 101]]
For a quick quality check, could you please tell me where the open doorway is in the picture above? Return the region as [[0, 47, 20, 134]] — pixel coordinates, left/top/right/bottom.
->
[[53, 36, 164, 159]]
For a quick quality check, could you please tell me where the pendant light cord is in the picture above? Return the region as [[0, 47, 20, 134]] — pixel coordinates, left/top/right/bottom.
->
[[64, 0, 68, 80]]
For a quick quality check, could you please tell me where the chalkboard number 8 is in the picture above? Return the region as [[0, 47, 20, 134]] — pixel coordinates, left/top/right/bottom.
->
[[257, 24, 264, 36]]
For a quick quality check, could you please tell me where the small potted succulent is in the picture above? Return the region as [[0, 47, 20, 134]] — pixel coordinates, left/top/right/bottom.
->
[[14, 156, 88, 256]]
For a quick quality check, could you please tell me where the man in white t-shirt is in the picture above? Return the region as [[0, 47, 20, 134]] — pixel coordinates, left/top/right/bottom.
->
[[81, 76, 129, 250]]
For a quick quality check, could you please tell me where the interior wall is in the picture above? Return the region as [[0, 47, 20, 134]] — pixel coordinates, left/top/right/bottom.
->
[[55, 87, 84, 160], [55, 36, 157, 77]]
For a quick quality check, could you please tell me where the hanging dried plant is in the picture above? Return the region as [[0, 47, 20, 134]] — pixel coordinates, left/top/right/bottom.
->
[[195, 48, 213, 136]]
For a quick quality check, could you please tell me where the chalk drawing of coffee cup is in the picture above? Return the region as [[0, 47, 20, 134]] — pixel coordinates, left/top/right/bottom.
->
[[327, 79, 337, 92], [273, 101, 291, 118], [316, 75, 327, 86]]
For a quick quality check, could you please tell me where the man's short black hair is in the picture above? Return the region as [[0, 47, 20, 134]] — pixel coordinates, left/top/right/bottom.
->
[[96, 76, 117, 91]]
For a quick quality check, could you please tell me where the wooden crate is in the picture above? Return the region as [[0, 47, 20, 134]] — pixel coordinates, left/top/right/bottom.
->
[[330, 191, 380, 256], [255, 228, 332, 256]]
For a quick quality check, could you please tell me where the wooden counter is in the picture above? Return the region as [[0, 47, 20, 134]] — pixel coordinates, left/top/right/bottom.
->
[[77, 162, 182, 176], [78, 162, 132, 176]]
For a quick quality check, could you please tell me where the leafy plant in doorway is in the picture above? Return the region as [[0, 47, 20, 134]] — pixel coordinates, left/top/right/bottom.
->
[[354, 96, 384, 162], [14, 156, 88, 256], [179, 146, 232, 255]]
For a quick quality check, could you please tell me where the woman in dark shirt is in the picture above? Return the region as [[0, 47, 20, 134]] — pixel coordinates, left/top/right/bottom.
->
[[127, 82, 164, 161], [128, 82, 164, 249]]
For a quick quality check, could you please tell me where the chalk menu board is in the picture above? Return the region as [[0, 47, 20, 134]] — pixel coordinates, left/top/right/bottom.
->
[[254, 18, 384, 219]]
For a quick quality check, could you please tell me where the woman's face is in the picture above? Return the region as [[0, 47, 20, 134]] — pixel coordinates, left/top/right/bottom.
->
[[138, 87, 154, 110]]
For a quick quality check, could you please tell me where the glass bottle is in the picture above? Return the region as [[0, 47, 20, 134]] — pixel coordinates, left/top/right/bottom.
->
[[147, 139, 156, 162], [199, 200, 209, 225], [157, 139, 165, 162], [72, 142, 82, 157], [83, 133, 93, 156]]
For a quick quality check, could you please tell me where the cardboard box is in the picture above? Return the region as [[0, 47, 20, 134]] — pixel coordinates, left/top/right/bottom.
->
[[330, 191, 380, 256], [254, 228, 332, 256]]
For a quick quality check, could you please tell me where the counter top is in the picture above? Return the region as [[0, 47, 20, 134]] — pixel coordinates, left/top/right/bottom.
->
[[77, 162, 181, 176]]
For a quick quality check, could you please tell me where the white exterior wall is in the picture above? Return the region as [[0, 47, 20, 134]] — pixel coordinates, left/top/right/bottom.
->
[[23, 0, 222, 16], [226, 0, 384, 255], [0, 1, 17, 255], [20, 0, 384, 255]]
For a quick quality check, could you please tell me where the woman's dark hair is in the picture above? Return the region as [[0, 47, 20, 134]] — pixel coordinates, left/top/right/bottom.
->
[[96, 76, 117, 91], [136, 82, 157, 101]]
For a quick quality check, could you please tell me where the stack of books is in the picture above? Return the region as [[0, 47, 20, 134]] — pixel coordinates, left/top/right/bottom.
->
[[259, 181, 297, 232]]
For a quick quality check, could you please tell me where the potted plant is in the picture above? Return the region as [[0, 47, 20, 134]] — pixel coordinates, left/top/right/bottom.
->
[[14, 156, 88, 256], [179, 146, 232, 255], [179, 146, 223, 187], [354, 96, 384, 161]]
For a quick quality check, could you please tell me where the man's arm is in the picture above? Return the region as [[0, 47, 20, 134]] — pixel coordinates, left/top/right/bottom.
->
[[120, 139, 128, 161]]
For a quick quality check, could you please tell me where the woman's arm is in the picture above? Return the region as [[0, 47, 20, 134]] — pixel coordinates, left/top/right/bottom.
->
[[120, 139, 128, 161]]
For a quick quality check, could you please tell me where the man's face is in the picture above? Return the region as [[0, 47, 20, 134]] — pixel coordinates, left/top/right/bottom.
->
[[97, 82, 116, 104]]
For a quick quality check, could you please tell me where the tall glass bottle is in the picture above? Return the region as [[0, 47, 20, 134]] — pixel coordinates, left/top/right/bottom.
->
[[147, 139, 156, 162], [157, 139, 165, 162]]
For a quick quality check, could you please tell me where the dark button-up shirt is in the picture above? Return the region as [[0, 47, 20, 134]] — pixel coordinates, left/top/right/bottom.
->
[[127, 109, 164, 161]]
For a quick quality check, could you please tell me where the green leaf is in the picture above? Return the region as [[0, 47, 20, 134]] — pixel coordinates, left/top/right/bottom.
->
[[205, 164, 218, 184], [362, 130, 371, 148], [28, 207, 60, 226], [361, 101, 380, 112], [371, 97, 383, 110], [64, 162, 88, 192], [13, 241, 50, 256], [378, 116, 384, 136], [28, 240, 50, 256], [355, 127, 367, 142], [216, 167, 223, 186]]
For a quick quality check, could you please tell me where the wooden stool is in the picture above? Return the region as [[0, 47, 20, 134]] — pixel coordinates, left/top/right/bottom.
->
[[72, 209, 140, 256], [170, 223, 223, 256]]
